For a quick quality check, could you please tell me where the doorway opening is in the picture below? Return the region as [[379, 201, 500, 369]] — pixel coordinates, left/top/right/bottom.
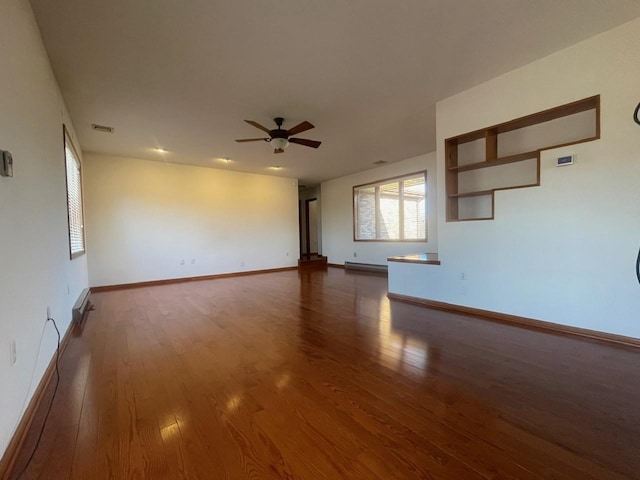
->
[[302, 197, 319, 260], [298, 188, 326, 267]]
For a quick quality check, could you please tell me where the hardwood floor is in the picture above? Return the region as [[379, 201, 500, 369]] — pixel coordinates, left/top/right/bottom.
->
[[9, 268, 640, 479]]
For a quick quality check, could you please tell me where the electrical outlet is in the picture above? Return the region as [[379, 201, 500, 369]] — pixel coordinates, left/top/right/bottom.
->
[[286, 252, 289, 257], [180, 259, 185, 265], [353, 252, 357, 257], [459, 272, 466, 280], [9, 341, 16, 366], [240, 261, 245, 267], [191, 258, 195, 264]]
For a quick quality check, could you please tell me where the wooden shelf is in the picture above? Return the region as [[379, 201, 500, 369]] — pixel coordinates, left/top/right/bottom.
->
[[447, 216, 493, 222], [495, 95, 599, 134], [448, 151, 539, 172], [448, 95, 599, 144], [445, 95, 600, 222], [448, 189, 493, 198], [449, 182, 540, 201]]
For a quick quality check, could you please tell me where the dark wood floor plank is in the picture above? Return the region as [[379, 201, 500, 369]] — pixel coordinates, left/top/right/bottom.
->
[[9, 269, 640, 479]]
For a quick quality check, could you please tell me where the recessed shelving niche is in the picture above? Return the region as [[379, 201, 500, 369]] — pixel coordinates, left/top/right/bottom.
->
[[445, 95, 600, 221]]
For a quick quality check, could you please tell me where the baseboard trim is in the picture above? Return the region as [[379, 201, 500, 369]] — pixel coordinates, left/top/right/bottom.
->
[[387, 293, 640, 349], [327, 263, 345, 269], [91, 266, 299, 292], [0, 322, 74, 480], [344, 262, 388, 275]]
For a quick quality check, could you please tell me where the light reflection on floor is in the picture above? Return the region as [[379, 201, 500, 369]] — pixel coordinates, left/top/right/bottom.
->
[[377, 294, 429, 374], [225, 394, 242, 413], [160, 422, 180, 441], [275, 372, 290, 390], [70, 352, 91, 414]]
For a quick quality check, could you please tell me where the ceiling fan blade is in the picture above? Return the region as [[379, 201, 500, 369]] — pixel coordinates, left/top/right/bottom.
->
[[235, 138, 268, 142], [289, 138, 321, 149], [286, 121, 314, 136], [244, 120, 272, 134]]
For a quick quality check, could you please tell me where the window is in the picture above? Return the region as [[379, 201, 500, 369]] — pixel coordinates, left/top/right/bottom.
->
[[353, 171, 427, 241], [64, 126, 85, 258]]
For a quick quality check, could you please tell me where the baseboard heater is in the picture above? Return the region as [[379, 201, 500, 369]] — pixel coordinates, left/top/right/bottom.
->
[[344, 262, 388, 274], [72, 288, 92, 324]]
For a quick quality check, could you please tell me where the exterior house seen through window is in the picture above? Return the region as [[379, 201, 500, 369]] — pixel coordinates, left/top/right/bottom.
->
[[353, 171, 427, 241]]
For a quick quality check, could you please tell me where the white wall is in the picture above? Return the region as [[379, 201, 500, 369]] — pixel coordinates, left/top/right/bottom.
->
[[84, 154, 299, 287], [0, 1, 88, 458], [390, 18, 640, 338], [322, 153, 437, 265]]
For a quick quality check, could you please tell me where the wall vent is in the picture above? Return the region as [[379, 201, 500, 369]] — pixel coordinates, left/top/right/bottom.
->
[[91, 124, 114, 133]]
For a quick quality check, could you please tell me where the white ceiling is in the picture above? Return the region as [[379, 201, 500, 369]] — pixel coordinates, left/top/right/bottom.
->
[[30, 0, 640, 186]]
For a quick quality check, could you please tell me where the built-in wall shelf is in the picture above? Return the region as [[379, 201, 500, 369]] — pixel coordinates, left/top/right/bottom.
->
[[448, 151, 539, 172], [448, 189, 495, 198], [445, 95, 600, 221]]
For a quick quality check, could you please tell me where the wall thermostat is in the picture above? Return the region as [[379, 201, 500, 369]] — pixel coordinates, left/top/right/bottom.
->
[[556, 155, 574, 167], [1, 150, 13, 177]]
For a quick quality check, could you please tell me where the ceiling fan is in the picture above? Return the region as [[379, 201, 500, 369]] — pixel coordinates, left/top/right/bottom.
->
[[235, 117, 321, 154]]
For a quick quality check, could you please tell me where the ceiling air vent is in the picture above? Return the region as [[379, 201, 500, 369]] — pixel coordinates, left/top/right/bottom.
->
[[373, 160, 387, 165], [91, 124, 114, 133]]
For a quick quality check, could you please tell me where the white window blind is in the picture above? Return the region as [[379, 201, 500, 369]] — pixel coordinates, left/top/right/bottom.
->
[[64, 127, 85, 258], [354, 172, 426, 241]]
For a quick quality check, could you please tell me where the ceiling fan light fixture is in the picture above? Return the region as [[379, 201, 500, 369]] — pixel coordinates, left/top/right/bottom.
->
[[271, 137, 289, 150]]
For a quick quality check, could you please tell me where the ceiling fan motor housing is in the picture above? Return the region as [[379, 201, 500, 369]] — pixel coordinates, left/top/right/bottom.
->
[[270, 118, 288, 138], [236, 117, 321, 153], [270, 130, 288, 139]]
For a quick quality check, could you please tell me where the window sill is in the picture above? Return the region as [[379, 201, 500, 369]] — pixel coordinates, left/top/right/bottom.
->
[[70, 250, 86, 260]]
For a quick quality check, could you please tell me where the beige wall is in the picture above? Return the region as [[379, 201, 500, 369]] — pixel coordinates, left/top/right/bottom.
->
[[321, 152, 438, 265], [0, 1, 89, 458], [390, 17, 640, 338], [83, 154, 300, 287]]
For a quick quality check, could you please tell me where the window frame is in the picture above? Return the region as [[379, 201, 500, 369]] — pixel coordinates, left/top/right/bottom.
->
[[352, 170, 428, 242], [63, 125, 86, 259]]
